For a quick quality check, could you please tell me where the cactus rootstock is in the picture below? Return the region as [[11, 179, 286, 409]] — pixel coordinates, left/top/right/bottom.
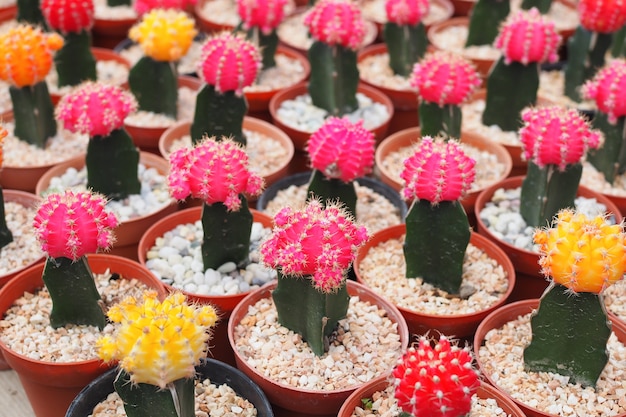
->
[[41, 0, 94, 34]]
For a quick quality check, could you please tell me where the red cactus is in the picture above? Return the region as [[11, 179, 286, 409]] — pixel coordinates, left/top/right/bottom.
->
[[385, 0, 429, 26], [56, 82, 137, 137], [134, 0, 197, 16], [582, 58, 626, 124], [260, 200, 368, 292], [519, 106, 601, 170], [198, 32, 261, 95], [167, 137, 264, 210], [303, 0, 366, 50], [41, 0, 95, 34], [393, 335, 480, 417], [494, 8, 561, 65], [33, 190, 118, 260], [410, 51, 481, 106], [400, 137, 476, 204], [578, 0, 626, 33], [306, 117, 375, 183], [237, 0, 288, 34]]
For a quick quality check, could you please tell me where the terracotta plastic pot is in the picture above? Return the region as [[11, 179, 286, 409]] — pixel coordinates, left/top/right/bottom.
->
[[194, 0, 239, 33], [450, 0, 475, 16], [0, 253, 166, 417], [228, 280, 410, 416], [92, 15, 138, 49], [0, 3, 16, 22]]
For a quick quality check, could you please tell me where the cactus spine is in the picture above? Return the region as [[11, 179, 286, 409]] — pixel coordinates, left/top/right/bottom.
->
[[383, 0, 429, 77], [465, 0, 510, 47], [236, 0, 287, 68], [0, 127, 12, 251]]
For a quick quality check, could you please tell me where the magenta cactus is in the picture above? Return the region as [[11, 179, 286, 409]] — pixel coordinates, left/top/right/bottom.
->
[[134, 0, 197, 15], [237, 0, 287, 35], [392, 335, 481, 417], [303, 0, 366, 50], [385, 0, 428, 26], [579, 0, 626, 33], [41, 0, 94, 34]]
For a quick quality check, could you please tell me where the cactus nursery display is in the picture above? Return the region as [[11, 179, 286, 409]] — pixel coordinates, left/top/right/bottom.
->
[[236, 0, 288, 69], [383, 0, 429, 77]]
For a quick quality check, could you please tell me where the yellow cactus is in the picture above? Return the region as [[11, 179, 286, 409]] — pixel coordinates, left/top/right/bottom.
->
[[129, 9, 197, 62], [0, 25, 63, 88], [534, 209, 626, 293], [97, 291, 218, 389]]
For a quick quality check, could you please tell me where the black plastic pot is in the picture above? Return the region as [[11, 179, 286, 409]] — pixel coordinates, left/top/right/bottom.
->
[[65, 358, 275, 417]]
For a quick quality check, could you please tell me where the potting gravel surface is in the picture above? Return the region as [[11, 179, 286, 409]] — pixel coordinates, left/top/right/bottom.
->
[[360, 0, 451, 25], [46, 60, 129, 96], [0, 201, 43, 276], [357, 53, 415, 91], [580, 161, 626, 197], [429, 24, 500, 62], [124, 86, 198, 128], [94, 0, 136, 20], [461, 99, 520, 146]]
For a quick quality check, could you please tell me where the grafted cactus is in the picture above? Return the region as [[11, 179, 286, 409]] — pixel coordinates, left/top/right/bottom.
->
[[525, 209, 626, 388], [236, 0, 288, 68], [193, 32, 261, 146], [306, 117, 375, 217], [0, 126, 12, 251], [482, 8, 561, 132], [261, 200, 368, 356], [56, 82, 140, 201], [383, 0, 429, 77], [410, 51, 481, 139], [400, 137, 475, 294], [33, 190, 118, 329], [465, 0, 510, 47]]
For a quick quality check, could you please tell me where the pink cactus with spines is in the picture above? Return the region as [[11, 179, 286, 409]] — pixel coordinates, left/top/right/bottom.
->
[[237, 0, 288, 34], [134, 0, 197, 16], [56, 82, 138, 137], [578, 0, 626, 33], [167, 137, 264, 211], [519, 106, 601, 170], [393, 335, 481, 417], [494, 8, 561, 65], [260, 200, 368, 292], [400, 137, 476, 204], [303, 0, 366, 50], [198, 32, 261, 96], [33, 190, 118, 261], [306, 117, 375, 183], [385, 0, 429, 26], [582, 59, 626, 124], [41, 0, 95, 33]]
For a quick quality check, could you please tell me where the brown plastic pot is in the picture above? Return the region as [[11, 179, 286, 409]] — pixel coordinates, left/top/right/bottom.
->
[[92, 15, 138, 49], [0, 3, 16, 22]]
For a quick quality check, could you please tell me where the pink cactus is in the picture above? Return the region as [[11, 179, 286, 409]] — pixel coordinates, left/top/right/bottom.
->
[[400, 137, 476, 204], [56, 82, 137, 137], [410, 51, 481, 106], [578, 0, 626, 33], [519, 106, 601, 170], [260, 200, 368, 292], [198, 32, 261, 95], [33, 190, 118, 260], [41, 0, 95, 33], [303, 0, 366, 50], [385, 0, 429, 26], [167, 137, 264, 210], [306, 117, 375, 183], [393, 335, 480, 417], [582, 59, 626, 124], [134, 0, 197, 16], [494, 8, 561, 65], [237, 0, 288, 35]]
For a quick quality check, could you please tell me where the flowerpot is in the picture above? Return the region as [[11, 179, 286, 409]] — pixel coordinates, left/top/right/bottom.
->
[[269, 81, 395, 151], [228, 279, 410, 416], [65, 357, 274, 417], [0, 253, 166, 417], [474, 176, 623, 301], [34, 152, 178, 261], [194, 0, 240, 33], [451, 0, 475, 16], [474, 300, 626, 417], [92, 12, 137, 49], [0, 3, 16, 23], [354, 224, 515, 339]]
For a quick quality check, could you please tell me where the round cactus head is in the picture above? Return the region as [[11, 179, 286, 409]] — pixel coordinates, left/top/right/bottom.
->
[[198, 32, 261, 95], [134, 0, 198, 16], [578, 0, 626, 33], [494, 8, 561, 65], [261, 200, 369, 292], [410, 51, 482, 107], [237, 0, 289, 35], [167, 136, 264, 210], [97, 291, 218, 388], [385, 0, 429, 26], [56, 82, 138, 138], [400, 137, 476, 204], [519, 106, 601, 170], [129, 9, 198, 62], [393, 335, 481, 417], [0, 25, 64, 88], [582, 58, 626, 124], [303, 0, 366, 50], [33, 190, 118, 261], [534, 209, 626, 293], [41, 0, 95, 34], [306, 117, 375, 183]]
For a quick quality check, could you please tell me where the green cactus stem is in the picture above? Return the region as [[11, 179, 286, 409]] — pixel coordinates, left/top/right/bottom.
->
[[86, 128, 141, 201], [272, 271, 349, 356], [465, 0, 510, 47], [244, 26, 279, 69], [565, 27, 613, 102], [107, 0, 131, 6], [418, 101, 462, 139], [520, 162, 582, 228], [587, 114, 626, 184], [306, 170, 357, 218], [610, 25, 626, 57], [524, 283, 611, 388], [520, 0, 552, 14], [403, 200, 470, 295], [17, 0, 47, 28], [191, 84, 247, 146], [482, 58, 539, 132], [129, 56, 178, 119], [383, 22, 428, 77], [54, 31, 97, 88], [42, 256, 106, 329], [308, 41, 359, 116], [0, 190, 13, 250], [10, 82, 57, 149]]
